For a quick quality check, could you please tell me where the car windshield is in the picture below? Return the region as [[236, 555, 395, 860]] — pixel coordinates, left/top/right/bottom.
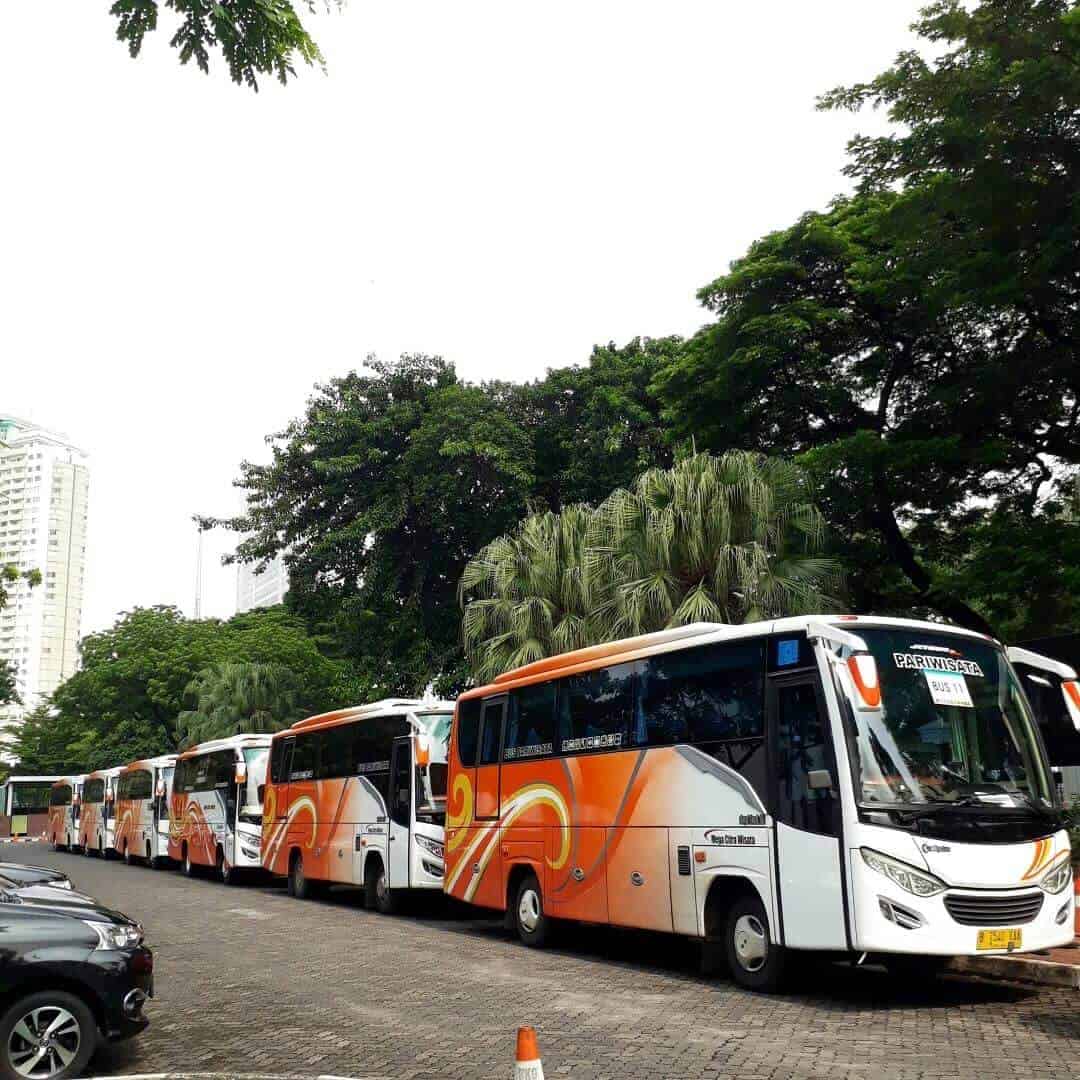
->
[[415, 713, 451, 820], [241, 748, 269, 820], [845, 628, 1054, 810]]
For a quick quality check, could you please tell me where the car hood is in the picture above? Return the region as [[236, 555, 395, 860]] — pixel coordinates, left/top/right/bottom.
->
[[0, 862, 70, 886], [1, 889, 138, 927]]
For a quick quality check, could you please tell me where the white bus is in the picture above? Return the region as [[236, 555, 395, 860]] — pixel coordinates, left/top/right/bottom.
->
[[47, 775, 85, 851], [115, 754, 177, 867], [79, 766, 124, 857], [170, 734, 272, 884], [444, 615, 1073, 991], [262, 699, 453, 910]]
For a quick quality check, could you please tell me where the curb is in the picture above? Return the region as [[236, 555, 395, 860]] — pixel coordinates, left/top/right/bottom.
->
[[949, 954, 1080, 989]]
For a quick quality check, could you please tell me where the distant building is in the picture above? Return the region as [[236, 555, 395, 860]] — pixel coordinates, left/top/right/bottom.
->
[[0, 417, 90, 731], [236, 554, 289, 613]]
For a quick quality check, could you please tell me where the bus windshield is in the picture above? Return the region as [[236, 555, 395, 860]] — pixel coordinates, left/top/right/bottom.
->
[[241, 748, 270, 824], [845, 628, 1054, 810], [415, 713, 451, 821], [11, 783, 52, 813]]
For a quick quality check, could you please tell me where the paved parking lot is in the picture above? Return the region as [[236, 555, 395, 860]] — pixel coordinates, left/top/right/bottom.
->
[[5, 842, 1079, 1080]]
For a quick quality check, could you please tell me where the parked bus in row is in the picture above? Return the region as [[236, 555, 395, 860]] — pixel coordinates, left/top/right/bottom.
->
[[169, 734, 272, 883], [444, 615, 1074, 991], [47, 775, 85, 851], [0, 775, 61, 840], [1007, 646, 1080, 804], [79, 766, 124, 857], [115, 754, 177, 867], [261, 699, 453, 908]]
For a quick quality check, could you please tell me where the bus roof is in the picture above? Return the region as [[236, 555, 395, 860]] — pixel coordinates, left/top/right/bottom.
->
[[3, 775, 63, 784], [281, 699, 456, 738], [85, 766, 125, 780], [50, 776, 85, 787], [177, 734, 274, 760], [121, 754, 177, 773], [463, 614, 998, 700]]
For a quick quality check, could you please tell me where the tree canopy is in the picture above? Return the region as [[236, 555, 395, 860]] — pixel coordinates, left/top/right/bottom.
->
[[654, 0, 1079, 638], [109, 0, 330, 89]]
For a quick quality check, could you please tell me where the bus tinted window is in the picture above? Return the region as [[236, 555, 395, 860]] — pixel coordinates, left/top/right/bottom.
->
[[558, 663, 633, 753], [318, 724, 353, 780], [479, 700, 504, 765], [505, 683, 556, 760], [269, 738, 285, 784], [11, 783, 52, 813], [49, 785, 72, 807], [456, 699, 481, 767], [290, 734, 317, 780], [83, 778, 105, 804], [126, 770, 153, 799], [639, 640, 765, 746]]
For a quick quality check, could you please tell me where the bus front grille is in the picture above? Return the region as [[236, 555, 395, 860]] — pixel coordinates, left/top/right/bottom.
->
[[944, 891, 1044, 926]]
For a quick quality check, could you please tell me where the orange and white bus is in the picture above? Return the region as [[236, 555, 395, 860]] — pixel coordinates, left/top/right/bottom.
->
[[0, 776, 61, 840], [78, 766, 123, 857], [169, 734, 272, 883], [262, 699, 453, 909], [115, 754, 177, 867], [47, 775, 85, 851], [444, 616, 1073, 991]]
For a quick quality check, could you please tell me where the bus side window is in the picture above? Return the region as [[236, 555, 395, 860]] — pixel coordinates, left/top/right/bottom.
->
[[456, 699, 482, 766], [558, 663, 633, 753], [505, 683, 556, 760], [389, 740, 411, 826], [479, 701, 505, 765]]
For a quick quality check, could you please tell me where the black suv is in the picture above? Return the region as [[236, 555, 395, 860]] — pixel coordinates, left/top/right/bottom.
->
[[0, 889, 152, 1080]]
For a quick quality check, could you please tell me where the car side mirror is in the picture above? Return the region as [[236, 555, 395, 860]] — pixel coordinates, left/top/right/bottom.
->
[[807, 769, 833, 791]]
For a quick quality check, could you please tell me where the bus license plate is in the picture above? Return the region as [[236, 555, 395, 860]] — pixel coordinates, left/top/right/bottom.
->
[[976, 928, 1022, 951]]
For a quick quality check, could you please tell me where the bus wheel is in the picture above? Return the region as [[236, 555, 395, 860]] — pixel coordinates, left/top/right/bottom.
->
[[514, 872, 549, 948], [183, 846, 198, 877], [124, 843, 135, 866], [82, 839, 92, 857], [288, 852, 312, 899], [363, 859, 395, 914], [220, 849, 240, 887], [51, 833, 61, 852], [724, 893, 786, 993]]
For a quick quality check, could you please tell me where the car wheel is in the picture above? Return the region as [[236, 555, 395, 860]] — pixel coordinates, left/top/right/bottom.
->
[[0, 990, 96, 1080], [724, 892, 786, 993], [514, 872, 549, 947]]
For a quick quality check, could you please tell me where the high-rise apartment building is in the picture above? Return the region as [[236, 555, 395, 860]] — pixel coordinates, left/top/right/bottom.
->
[[0, 417, 90, 730], [236, 553, 289, 613]]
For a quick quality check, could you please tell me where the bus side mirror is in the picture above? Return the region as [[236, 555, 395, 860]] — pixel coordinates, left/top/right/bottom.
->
[[257, 784, 265, 804], [807, 769, 833, 791]]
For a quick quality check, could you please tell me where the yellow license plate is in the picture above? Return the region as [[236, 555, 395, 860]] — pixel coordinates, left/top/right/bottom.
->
[[976, 928, 1022, 951]]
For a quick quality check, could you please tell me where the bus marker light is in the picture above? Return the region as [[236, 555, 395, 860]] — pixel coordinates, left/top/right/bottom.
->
[[1062, 680, 1080, 731], [847, 654, 881, 709], [694, 850, 706, 864]]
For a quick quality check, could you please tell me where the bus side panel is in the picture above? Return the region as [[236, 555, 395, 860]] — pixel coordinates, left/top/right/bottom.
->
[[286, 774, 319, 874], [546, 825, 608, 924], [261, 779, 290, 876], [606, 826, 672, 933], [314, 777, 351, 883], [114, 797, 134, 856]]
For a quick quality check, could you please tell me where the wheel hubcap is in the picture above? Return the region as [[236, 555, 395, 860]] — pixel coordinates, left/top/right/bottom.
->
[[8, 1005, 81, 1079], [295, 862, 304, 889], [518, 888, 541, 932], [733, 914, 768, 972]]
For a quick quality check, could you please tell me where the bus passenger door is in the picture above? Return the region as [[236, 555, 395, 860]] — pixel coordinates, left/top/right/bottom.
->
[[387, 737, 412, 889], [468, 697, 506, 909], [769, 674, 847, 950]]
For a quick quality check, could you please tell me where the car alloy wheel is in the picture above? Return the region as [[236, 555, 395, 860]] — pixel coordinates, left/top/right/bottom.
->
[[6, 1003, 83, 1080]]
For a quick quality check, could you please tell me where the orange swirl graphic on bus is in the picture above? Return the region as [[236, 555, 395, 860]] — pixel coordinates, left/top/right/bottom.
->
[[262, 795, 318, 866], [446, 773, 474, 852]]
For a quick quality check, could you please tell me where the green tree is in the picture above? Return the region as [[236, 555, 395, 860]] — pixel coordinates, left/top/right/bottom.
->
[[1, 700, 86, 775], [460, 504, 595, 683], [8, 605, 347, 772], [176, 661, 301, 747], [213, 355, 535, 695], [588, 451, 843, 637], [110, 0, 332, 89], [460, 452, 842, 681]]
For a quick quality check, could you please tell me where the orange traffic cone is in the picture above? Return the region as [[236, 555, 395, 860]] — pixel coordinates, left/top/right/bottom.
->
[[514, 1027, 544, 1080]]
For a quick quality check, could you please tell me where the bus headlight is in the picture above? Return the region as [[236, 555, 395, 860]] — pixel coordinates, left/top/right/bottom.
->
[[415, 834, 444, 860], [861, 848, 946, 898], [1039, 859, 1073, 895]]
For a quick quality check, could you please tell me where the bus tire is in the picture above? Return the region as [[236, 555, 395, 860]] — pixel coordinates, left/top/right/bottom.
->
[[219, 848, 241, 887], [365, 858, 396, 914], [182, 845, 198, 878], [51, 833, 61, 853], [288, 851, 313, 899], [82, 839, 92, 857], [724, 892, 786, 993], [513, 872, 549, 948], [124, 842, 135, 866]]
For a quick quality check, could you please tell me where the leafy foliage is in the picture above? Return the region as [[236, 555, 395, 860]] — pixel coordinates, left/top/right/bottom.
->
[[109, 0, 331, 90], [3, 606, 346, 772], [655, 0, 1080, 638], [461, 452, 842, 681], [176, 661, 301, 747]]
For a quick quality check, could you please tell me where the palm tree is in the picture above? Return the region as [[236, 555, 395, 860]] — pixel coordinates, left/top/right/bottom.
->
[[458, 451, 844, 681], [586, 450, 843, 637], [459, 504, 597, 684], [176, 661, 301, 748]]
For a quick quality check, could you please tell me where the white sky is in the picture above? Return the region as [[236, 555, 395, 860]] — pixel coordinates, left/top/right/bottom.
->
[[2, 1, 920, 636]]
